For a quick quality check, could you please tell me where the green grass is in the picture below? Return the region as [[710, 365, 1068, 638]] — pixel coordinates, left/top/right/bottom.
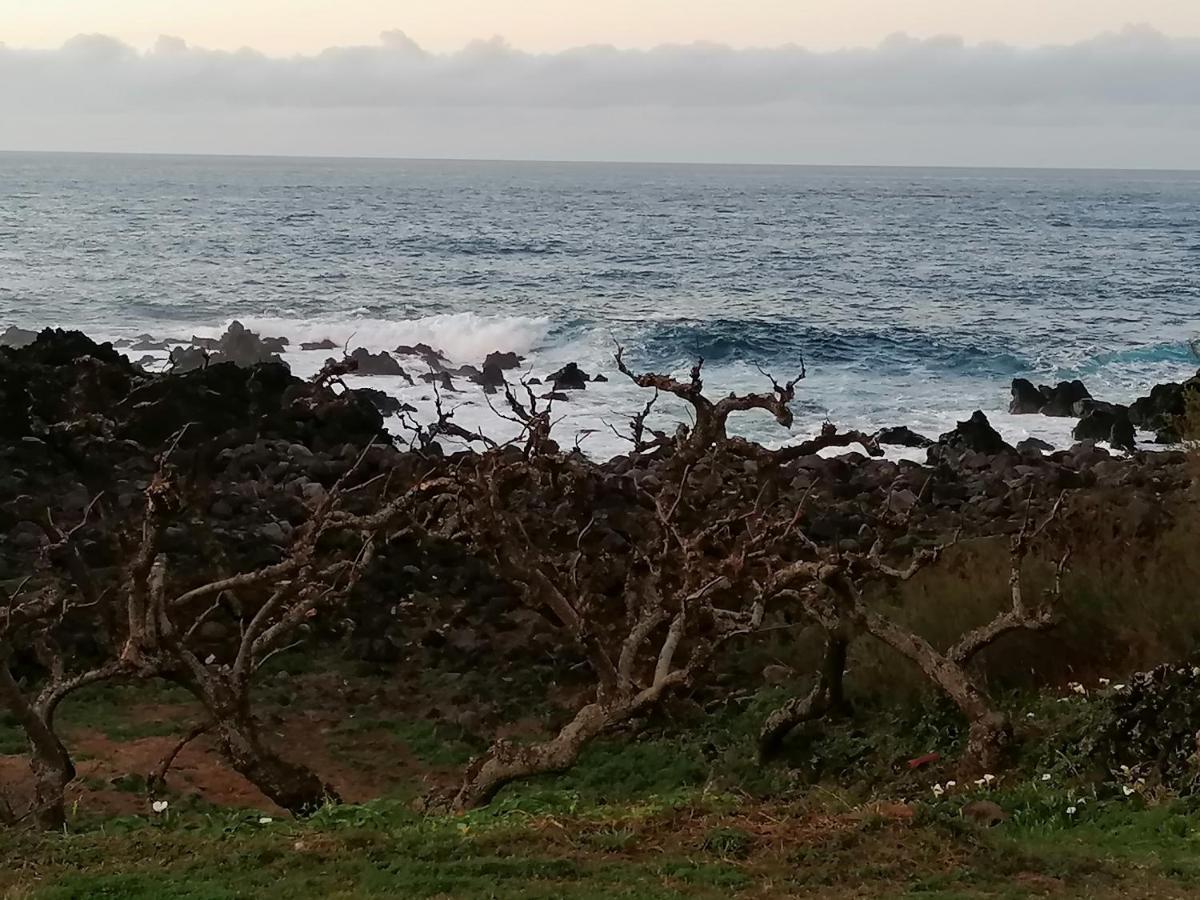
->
[[6, 791, 1200, 899]]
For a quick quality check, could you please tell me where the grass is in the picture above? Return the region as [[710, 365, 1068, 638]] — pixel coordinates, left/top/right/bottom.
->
[[5, 789, 1200, 898]]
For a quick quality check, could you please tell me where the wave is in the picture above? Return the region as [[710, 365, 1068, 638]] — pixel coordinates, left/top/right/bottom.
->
[[630, 317, 1031, 377], [190, 312, 552, 364]]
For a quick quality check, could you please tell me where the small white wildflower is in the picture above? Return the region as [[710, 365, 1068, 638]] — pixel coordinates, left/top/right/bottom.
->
[[1026, 712, 1036, 719], [151, 800, 169, 814], [1070, 683, 1087, 696], [1076, 798, 1087, 805], [931, 784, 945, 797], [1057, 698, 1070, 703], [1066, 806, 1077, 815], [1119, 765, 1131, 775], [945, 780, 956, 788], [259, 816, 274, 824], [205, 654, 217, 665], [1042, 774, 1052, 782], [974, 778, 987, 787], [1113, 684, 1127, 691], [1192, 667, 1200, 678], [983, 773, 996, 784], [1098, 677, 1111, 686], [1122, 786, 1135, 797]]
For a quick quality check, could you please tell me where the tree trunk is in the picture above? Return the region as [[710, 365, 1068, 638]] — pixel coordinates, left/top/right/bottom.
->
[[758, 633, 849, 761], [214, 714, 338, 815], [0, 662, 73, 830], [452, 698, 631, 812], [171, 671, 339, 816], [860, 610, 1011, 772]]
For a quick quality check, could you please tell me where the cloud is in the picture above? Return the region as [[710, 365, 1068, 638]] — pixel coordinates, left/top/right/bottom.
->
[[1, 25, 1199, 113], [2, 26, 1199, 167]]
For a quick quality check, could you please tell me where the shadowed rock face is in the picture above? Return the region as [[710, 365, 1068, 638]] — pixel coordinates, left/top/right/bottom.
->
[[1, 325, 39, 349], [170, 321, 288, 372], [1073, 401, 1136, 452], [935, 410, 1012, 456], [548, 363, 590, 391], [1129, 371, 1200, 442]]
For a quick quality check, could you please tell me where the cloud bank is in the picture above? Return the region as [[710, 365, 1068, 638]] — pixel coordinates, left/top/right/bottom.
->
[[2, 26, 1199, 166], [3, 26, 1199, 110]]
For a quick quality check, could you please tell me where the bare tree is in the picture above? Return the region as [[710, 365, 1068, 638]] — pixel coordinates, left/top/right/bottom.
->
[[615, 346, 804, 456], [440, 448, 821, 810], [759, 495, 1069, 771]]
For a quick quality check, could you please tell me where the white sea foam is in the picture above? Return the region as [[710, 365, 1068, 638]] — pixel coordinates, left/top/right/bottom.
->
[[188, 312, 553, 366]]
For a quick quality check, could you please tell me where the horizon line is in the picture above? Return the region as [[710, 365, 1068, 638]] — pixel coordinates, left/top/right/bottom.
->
[[3, 147, 1198, 175]]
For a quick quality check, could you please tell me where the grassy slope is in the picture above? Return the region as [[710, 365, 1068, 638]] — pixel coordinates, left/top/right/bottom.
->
[[4, 658, 1200, 897]]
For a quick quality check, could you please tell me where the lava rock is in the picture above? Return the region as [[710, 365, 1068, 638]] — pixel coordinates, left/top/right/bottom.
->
[[936, 411, 1012, 454], [1009, 378, 1045, 414], [1073, 401, 1136, 451], [548, 362, 590, 391], [875, 426, 934, 448], [1038, 380, 1091, 418]]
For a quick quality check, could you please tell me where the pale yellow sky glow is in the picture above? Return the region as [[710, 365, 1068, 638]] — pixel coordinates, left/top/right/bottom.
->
[[3, 0, 1199, 53]]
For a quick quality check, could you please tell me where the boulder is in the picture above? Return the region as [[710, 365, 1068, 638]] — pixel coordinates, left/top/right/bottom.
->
[[352, 387, 413, 417], [875, 426, 933, 448], [483, 351, 523, 371], [1, 326, 38, 349], [1038, 380, 1091, 417], [346, 348, 412, 382], [395, 343, 449, 370], [1073, 401, 1136, 452], [472, 362, 508, 393], [420, 372, 458, 392], [548, 362, 590, 391], [1128, 371, 1200, 441], [936, 411, 1012, 454], [300, 338, 339, 352], [171, 321, 287, 372], [1008, 378, 1044, 414], [1016, 437, 1054, 455], [593, 374, 609, 383]]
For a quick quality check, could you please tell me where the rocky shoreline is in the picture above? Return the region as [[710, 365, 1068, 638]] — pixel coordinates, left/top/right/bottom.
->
[[1, 323, 1196, 823]]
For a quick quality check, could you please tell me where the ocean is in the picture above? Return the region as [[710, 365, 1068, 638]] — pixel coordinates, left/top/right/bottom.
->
[[2, 151, 1198, 457]]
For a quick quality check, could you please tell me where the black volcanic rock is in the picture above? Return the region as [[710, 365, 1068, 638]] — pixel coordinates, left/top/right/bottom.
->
[[346, 348, 413, 383], [548, 362, 590, 391], [1038, 379, 1091, 418], [1073, 401, 1136, 452], [301, 339, 339, 351], [936, 410, 1012, 454], [1009, 378, 1045, 414], [1128, 371, 1200, 442], [1, 326, 38, 349], [483, 351, 523, 371], [875, 426, 934, 448]]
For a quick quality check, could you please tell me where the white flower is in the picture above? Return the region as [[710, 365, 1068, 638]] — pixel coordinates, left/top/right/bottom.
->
[[151, 800, 169, 813], [1098, 677, 1111, 686], [1026, 712, 1036, 718], [1122, 786, 1135, 797], [1042, 774, 1052, 782], [205, 654, 217, 665], [1192, 667, 1200, 677], [1113, 684, 1127, 691], [1069, 682, 1087, 696], [945, 780, 956, 788], [983, 774, 996, 784], [931, 784, 945, 797], [974, 778, 987, 787], [259, 816, 274, 824], [1066, 806, 1077, 815]]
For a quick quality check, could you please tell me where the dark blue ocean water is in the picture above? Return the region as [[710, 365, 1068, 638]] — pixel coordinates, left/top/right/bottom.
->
[[2, 152, 1198, 454]]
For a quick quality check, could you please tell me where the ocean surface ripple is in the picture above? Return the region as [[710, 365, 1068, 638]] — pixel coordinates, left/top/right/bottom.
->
[[2, 153, 1198, 456]]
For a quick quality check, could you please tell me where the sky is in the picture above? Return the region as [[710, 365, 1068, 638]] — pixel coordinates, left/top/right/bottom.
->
[[2, 2, 1199, 167]]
